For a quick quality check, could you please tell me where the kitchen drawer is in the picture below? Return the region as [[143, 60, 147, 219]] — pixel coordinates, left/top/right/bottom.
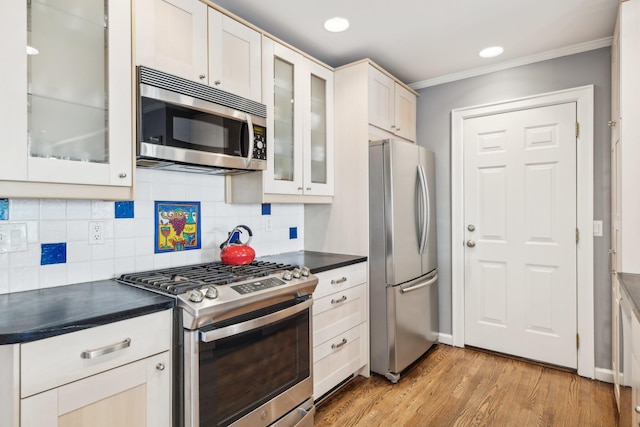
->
[[313, 322, 367, 399], [21, 310, 171, 398], [313, 283, 366, 346], [313, 262, 367, 300]]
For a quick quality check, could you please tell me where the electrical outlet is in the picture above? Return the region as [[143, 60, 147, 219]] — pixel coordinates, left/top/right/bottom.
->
[[264, 217, 272, 232], [89, 221, 104, 245]]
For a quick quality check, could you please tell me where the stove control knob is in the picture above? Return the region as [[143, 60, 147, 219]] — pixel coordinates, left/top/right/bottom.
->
[[300, 267, 310, 277], [189, 289, 204, 303], [292, 268, 301, 279], [282, 271, 293, 281], [205, 286, 219, 299]]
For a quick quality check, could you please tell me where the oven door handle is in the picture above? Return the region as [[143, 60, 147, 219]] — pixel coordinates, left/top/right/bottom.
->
[[199, 298, 312, 343]]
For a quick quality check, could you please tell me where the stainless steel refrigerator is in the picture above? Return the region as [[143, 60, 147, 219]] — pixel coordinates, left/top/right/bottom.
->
[[369, 138, 438, 383]]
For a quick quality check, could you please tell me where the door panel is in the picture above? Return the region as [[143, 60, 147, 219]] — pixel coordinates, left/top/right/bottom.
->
[[463, 102, 577, 368]]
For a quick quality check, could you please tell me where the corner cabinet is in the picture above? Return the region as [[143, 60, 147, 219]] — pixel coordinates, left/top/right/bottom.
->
[[312, 262, 369, 401], [0, 0, 134, 200], [135, 0, 262, 102], [20, 310, 172, 427], [225, 37, 334, 204]]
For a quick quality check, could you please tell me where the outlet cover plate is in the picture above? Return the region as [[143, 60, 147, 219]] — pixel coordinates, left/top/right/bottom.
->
[[0, 223, 28, 253]]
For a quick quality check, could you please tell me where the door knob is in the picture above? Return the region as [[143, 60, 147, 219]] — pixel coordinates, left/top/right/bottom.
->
[[466, 240, 476, 248], [467, 224, 476, 232]]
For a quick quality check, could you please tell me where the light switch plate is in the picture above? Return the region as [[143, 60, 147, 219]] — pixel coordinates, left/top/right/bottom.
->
[[0, 223, 28, 253], [593, 220, 603, 237]]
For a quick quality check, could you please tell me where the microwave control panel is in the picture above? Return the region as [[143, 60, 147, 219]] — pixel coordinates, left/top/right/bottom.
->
[[253, 125, 267, 161]]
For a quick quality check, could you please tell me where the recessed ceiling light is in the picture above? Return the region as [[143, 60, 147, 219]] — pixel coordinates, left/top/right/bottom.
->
[[479, 46, 504, 58], [324, 17, 349, 33], [26, 45, 39, 55]]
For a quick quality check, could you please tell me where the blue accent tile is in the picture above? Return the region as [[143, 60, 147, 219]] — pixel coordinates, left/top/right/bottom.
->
[[289, 227, 297, 239], [41, 243, 67, 265], [261, 203, 271, 215], [0, 199, 8, 220], [115, 201, 135, 219]]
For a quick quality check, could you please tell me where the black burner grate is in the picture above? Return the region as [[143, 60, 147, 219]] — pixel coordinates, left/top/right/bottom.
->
[[118, 261, 296, 295]]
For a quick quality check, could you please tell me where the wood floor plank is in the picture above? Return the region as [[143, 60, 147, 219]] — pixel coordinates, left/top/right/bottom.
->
[[314, 345, 618, 427]]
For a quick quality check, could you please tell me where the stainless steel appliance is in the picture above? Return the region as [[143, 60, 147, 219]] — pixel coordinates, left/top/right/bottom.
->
[[136, 66, 267, 174], [369, 139, 439, 383], [118, 261, 317, 427]]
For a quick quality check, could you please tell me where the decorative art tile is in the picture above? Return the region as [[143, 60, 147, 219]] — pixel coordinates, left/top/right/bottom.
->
[[0, 199, 8, 220], [261, 203, 271, 215], [289, 227, 297, 239], [154, 201, 201, 254]]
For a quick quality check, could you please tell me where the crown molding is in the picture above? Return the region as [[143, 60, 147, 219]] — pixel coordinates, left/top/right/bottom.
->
[[409, 36, 613, 90]]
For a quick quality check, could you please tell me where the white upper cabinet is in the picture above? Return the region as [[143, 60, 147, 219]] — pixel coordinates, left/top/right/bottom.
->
[[208, 8, 262, 102], [262, 38, 334, 198], [368, 66, 417, 142], [0, 0, 133, 199], [135, 0, 262, 102], [135, 0, 208, 83]]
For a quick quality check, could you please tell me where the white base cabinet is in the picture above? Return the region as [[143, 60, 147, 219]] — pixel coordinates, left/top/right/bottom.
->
[[312, 262, 368, 400], [19, 310, 172, 427]]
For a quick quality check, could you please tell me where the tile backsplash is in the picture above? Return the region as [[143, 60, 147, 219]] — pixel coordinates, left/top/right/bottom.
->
[[0, 169, 304, 294]]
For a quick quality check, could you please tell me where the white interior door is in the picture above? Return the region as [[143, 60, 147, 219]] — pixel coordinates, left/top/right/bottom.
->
[[463, 102, 577, 368]]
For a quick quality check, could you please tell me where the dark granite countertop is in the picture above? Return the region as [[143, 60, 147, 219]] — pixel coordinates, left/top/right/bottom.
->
[[257, 251, 367, 274], [0, 280, 174, 345], [619, 273, 640, 322]]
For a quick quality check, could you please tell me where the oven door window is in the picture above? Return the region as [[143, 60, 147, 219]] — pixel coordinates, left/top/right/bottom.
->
[[140, 97, 249, 157], [198, 304, 310, 426]]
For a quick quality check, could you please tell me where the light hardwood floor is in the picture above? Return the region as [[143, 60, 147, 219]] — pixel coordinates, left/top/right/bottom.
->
[[314, 344, 617, 426]]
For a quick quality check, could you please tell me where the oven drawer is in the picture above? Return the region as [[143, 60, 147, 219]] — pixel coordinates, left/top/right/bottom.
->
[[21, 310, 172, 398], [313, 262, 367, 300], [313, 283, 366, 346], [313, 323, 367, 399]]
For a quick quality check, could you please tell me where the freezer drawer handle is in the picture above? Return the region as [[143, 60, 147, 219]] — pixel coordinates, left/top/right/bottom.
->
[[400, 274, 438, 294], [331, 277, 347, 285], [81, 338, 131, 359], [331, 295, 348, 304], [331, 338, 348, 349]]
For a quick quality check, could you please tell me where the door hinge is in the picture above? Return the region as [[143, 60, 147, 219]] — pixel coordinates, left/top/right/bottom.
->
[[575, 122, 579, 138], [576, 228, 579, 244], [576, 333, 580, 349]]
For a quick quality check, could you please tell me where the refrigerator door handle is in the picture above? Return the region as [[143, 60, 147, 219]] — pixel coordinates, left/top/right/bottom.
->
[[400, 273, 438, 293], [417, 164, 429, 255]]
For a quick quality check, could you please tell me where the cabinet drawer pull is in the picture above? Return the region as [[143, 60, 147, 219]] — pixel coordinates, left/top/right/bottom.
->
[[331, 277, 347, 285], [331, 295, 348, 304], [156, 363, 165, 371], [81, 338, 131, 359], [331, 338, 347, 349]]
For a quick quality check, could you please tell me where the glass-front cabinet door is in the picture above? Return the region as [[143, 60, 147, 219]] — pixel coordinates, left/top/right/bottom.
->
[[262, 37, 333, 198], [0, 0, 132, 199]]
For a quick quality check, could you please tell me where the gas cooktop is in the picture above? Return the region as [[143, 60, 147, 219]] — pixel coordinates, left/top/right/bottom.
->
[[117, 261, 318, 329]]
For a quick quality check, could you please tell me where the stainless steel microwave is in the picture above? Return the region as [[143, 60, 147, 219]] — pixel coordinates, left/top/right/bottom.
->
[[136, 66, 267, 174]]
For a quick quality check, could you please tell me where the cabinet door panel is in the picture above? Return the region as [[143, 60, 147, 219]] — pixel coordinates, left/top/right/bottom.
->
[[135, 0, 208, 82], [208, 8, 262, 102], [368, 67, 395, 133], [394, 83, 417, 142]]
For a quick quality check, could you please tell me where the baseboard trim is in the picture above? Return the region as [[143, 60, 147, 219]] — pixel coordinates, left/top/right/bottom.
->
[[438, 333, 453, 346], [595, 367, 614, 384]]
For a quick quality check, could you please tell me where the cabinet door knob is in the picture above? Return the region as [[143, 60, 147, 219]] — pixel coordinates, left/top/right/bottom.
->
[[156, 363, 165, 371], [199, 74, 206, 80], [306, 187, 311, 191], [396, 127, 401, 131], [214, 80, 221, 85], [119, 172, 127, 178], [297, 187, 303, 191], [608, 120, 617, 127]]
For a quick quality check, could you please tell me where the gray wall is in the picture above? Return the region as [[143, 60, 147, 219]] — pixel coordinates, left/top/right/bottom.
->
[[416, 47, 612, 369]]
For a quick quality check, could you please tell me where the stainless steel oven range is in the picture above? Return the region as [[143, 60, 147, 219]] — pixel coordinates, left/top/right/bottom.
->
[[118, 261, 318, 427]]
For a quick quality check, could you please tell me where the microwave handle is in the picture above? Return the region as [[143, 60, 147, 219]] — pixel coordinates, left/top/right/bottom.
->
[[245, 114, 255, 167]]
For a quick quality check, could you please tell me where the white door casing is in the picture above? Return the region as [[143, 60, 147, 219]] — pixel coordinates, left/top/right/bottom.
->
[[463, 102, 577, 368], [451, 86, 594, 378]]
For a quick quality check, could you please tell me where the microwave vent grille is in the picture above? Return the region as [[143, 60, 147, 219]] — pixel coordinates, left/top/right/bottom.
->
[[138, 66, 267, 119]]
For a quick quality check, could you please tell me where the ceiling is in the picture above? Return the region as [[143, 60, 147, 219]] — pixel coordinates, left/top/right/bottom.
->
[[211, 0, 618, 88]]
